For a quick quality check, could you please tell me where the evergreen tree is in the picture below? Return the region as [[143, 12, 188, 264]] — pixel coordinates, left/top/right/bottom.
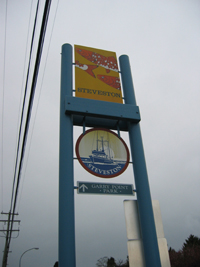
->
[[182, 234, 200, 250], [169, 235, 200, 267], [107, 257, 116, 267]]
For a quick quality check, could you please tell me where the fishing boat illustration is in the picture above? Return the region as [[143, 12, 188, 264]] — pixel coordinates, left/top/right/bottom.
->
[[89, 135, 115, 165], [75, 128, 129, 178]]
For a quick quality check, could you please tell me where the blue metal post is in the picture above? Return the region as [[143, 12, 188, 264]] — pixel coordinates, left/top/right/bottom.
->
[[59, 44, 76, 267], [119, 55, 161, 267]]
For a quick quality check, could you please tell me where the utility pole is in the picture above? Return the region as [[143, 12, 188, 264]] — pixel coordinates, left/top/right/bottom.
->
[[1, 212, 20, 267]]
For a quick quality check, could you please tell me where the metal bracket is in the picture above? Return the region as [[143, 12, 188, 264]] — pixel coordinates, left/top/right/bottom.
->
[[65, 96, 140, 131]]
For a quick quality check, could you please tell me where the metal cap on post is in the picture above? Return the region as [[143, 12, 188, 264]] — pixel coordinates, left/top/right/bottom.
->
[[119, 55, 161, 267]]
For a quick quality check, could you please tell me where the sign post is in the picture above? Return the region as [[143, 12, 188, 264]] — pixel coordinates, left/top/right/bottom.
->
[[59, 44, 76, 267], [59, 43, 161, 267], [119, 55, 161, 267]]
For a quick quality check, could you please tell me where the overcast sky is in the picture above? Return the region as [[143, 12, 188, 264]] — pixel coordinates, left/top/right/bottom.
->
[[0, 0, 200, 266]]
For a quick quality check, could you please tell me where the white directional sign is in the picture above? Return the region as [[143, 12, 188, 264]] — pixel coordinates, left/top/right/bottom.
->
[[77, 182, 135, 196]]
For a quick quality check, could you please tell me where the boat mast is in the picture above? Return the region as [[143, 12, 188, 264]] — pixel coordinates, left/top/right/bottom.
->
[[101, 136, 104, 152], [96, 131, 98, 151], [107, 133, 111, 159]]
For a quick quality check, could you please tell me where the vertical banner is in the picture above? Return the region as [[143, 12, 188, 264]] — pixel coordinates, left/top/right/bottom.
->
[[75, 45, 123, 103]]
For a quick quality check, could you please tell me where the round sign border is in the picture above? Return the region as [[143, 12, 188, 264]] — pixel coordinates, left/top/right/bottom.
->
[[75, 128, 130, 178]]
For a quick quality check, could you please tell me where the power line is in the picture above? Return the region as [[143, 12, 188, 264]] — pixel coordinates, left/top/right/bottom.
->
[[1, 1, 52, 266], [10, 0, 41, 217], [17, 0, 60, 213], [1, 0, 8, 214], [1, 0, 41, 265], [10, 0, 52, 240], [14, 0, 35, 200], [10, 0, 52, 221]]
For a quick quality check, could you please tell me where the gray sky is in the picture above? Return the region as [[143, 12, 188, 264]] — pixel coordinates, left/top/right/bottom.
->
[[0, 0, 200, 266]]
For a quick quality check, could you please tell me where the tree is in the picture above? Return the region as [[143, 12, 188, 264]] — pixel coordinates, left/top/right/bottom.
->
[[116, 259, 124, 266], [96, 256, 129, 267], [168, 247, 184, 267], [107, 257, 116, 267], [182, 235, 200, 250], [96, 257, 108, 267], [123, 256, 129, 267], [169, 235, 200, 267], [116, 256, 129, 267]]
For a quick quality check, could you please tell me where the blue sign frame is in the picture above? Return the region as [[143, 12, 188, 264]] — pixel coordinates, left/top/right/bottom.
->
[[59, 44, 161, 267]]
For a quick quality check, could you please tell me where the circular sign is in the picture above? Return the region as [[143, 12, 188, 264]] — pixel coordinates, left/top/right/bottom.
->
[[75, 128, 129, 178]]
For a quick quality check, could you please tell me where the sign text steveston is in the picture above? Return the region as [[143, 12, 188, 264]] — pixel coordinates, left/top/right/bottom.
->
[[87, 163, 122, 176], [77, 88, 121, 98], [77, 182, 134, 196]]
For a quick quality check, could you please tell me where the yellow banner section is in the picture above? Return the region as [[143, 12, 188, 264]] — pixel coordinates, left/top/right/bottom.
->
[[75, 45, 123, 103]]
